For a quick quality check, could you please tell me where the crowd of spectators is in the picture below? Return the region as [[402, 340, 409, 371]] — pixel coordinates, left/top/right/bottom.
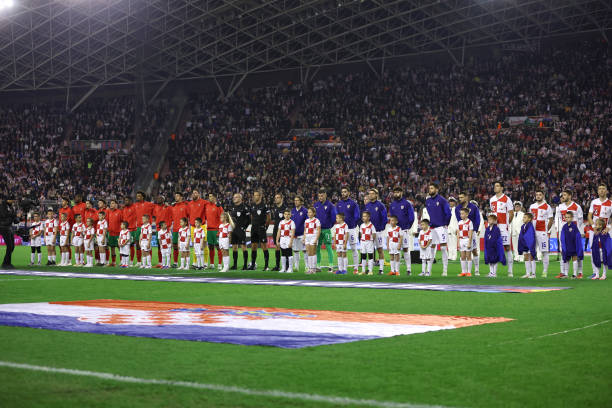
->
[[158, 40, 611, 213]]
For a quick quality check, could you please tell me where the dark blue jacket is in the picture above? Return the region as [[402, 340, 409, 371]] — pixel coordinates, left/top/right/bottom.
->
[[314, 200, 336, 229], [365, 200, 388, 232], [425, 194, 451, 228], [592, 233, 612, 268], [389, 198, 415, 230], [518, 222, 537, 259], [335, 198, 361, 229], [484, 225, 506, 265], [291, 206, 308, 237], [560, 223, 584, 262]]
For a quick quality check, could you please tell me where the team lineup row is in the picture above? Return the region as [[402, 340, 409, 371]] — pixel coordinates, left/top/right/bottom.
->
[[25, 182, 612, 278]]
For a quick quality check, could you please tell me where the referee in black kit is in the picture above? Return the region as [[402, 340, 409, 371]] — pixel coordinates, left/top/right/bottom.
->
[[228, 193, 251, 270], [249, 189, 271, 271], [271, 193, 286, 271], [0, 198, 18, 269]]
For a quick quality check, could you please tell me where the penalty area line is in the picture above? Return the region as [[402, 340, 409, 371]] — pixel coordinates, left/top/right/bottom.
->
[[0, 360, 453, 408]]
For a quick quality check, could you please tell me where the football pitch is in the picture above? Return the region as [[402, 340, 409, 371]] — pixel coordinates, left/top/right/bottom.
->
[[0, 246, 610, 408]]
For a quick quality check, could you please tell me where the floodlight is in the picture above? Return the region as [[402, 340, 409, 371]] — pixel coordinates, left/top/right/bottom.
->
[[0, 0, 14, 11]]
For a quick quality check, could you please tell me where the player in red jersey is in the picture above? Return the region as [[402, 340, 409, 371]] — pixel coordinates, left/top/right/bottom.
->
[[106, 199, 123, 266], [59, 197, 74, 226], [171, 192, 189, 267], [188, 190, 208, 268], [72, 194, 86, 221], [205, 192, 224, 270], [152, 195, 171, 267]]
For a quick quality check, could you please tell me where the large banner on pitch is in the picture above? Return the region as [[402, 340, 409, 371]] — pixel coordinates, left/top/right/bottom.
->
[[0, 300, 512, 348]]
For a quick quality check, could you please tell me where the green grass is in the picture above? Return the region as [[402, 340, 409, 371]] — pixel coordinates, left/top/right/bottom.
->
[[0, 246, 611, 408]]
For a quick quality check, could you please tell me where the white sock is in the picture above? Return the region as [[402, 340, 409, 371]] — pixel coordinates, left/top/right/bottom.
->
[[87, 255, 92, 266], [603, 265, 608, 277], [421, 262, 426, 275], [404, 250, 411, 271], [531, 260, 537, 276], [460, 260, 466, 273], [222, 255, 228, 269], [441, 246, 448, 272], [148, 255, 152, 267], [368, 259, 374, 273], [506, 251, 513, 274], [100, 253, 106, 264], [37, 253, 42, 263], [473, 257, 479, 274], [427, 260, 433, 274], [47, 255, 52, 262], [525, 260, 531, 275], [79, 253, 84, 264], [378, 259, 384, 270], [287, 256, 293, 272], [352, 250, 359, 270], [489, 263, 495, 276], [542, 252, 550, 274], [31, 253, 34, 263], [281, 256, 286, 271], [294, 252, 300, 269], [362, 256, 367, 273], [593, 265, 600, 277], [180, 257, 185, 268], [578, 259, 583, 275], [572, 260, 578, 276], [467, 260, 472, 274]]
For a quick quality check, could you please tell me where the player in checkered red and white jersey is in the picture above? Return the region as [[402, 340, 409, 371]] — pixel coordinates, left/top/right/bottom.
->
[[418, 219, 434, 276], [83, 218, 95, 267], [490, 181, 514, 276], [29, 212, 43, 265], [529, 190, 554, 277], [386, 215, 403, 276], [336, 187, 361, 275], [587, 184, 612, 279], [96, 211, 108, 266], [118, 221, 132, 267], [58, 212, 71, 266], [191, 217, 206, 270], [303, 207, 321, 274], [177, 217, 191, 270], [71, 213, 85, 265], [139, 214, 153, 269], [332, 213, 349, 275], [275, 209, 295, 273], [43, 209, 59, 265], [157, 221, 172, 269], [456, 208, 474, 277], [218, 212, 235, 272], [359, 211, 375, 275], [555, 189, 584, 277]]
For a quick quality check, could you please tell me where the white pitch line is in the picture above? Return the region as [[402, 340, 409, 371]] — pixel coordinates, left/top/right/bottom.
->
[[492, 319, 611, 346], [0, 278, 74, 282], [0, 361, 452, 408]]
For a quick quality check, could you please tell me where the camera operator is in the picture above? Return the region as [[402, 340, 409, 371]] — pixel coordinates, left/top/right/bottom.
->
[[0, 198, 20, 269]]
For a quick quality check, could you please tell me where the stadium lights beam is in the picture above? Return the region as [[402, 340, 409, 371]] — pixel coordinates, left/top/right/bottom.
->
[[0, 0, 15, 11]]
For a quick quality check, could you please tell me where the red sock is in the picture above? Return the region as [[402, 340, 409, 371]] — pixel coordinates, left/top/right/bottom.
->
[[218, 249, 222, 265], [68, 247, 72, 258], [94, 247, 100, 261], [158, 247, 162, 264], [209, 247, 215, 264], [173, 248, 179, 263], [130, 246, 135, 261], [105, 248, 110, 259], [111, 248, 116, 263], [137, 249, 142, 263]]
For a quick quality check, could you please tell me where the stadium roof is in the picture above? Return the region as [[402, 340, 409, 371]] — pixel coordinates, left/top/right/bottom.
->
[[0, 0, 610, 94]]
